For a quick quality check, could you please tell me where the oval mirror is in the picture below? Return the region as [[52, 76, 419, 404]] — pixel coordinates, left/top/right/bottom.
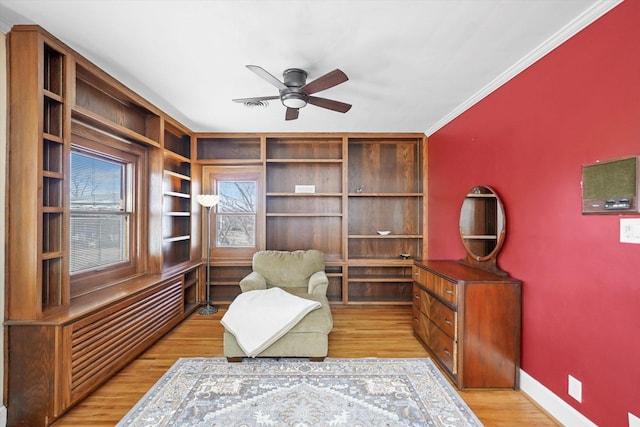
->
[[459, 186, 506, 275]]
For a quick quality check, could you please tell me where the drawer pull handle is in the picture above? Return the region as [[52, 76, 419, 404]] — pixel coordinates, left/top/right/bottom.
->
[[443, 349, 451, 356], [414, 272, 418, 276], [445, 289, 454, 295], [414, 294, 420, 300], [444, 319, 452, 325]]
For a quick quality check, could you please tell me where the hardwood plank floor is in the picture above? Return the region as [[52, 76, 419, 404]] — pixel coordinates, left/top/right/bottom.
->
[[51, 305, 558, 426]]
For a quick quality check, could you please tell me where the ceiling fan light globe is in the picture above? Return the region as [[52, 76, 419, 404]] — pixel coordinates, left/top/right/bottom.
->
[[281, 93, 308, 109]]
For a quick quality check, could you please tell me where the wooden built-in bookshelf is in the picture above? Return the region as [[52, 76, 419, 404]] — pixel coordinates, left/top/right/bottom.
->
[[195, 134, 427, 305], [6, 25, 202, 426]]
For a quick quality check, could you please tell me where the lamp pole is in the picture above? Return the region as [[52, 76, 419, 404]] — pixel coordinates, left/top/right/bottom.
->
[[196, 195, 219, 315]]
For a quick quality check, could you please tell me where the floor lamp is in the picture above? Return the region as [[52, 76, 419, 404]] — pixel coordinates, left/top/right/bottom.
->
[[196, 194, 220, 315]]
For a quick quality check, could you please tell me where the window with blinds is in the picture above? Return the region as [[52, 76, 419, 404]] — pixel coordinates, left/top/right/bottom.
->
[[70, 151, 130, 274]]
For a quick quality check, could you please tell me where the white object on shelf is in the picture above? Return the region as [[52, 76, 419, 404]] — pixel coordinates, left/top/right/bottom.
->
[[377, 230, 391, 235], [294, 185, 315, 193]]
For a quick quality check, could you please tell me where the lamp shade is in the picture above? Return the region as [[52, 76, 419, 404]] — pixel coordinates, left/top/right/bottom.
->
[[196, 194, 220, 208]]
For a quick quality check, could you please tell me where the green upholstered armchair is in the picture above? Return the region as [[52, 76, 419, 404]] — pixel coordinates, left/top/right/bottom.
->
[[239, 249, 329, 296], [224, 249, 333, 361]]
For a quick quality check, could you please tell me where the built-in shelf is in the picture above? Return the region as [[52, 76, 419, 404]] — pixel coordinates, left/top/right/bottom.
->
[[71, 107, 161, 148], [162, 123, 194, 270], [266, 159, 343, 163], [193, 133, 425, 304], [163, 191, 191, 198], [267, 213, 343, 217], [267, 192, 342, 197], [7, 25, 205, 427], [348, 234, 422, 238]]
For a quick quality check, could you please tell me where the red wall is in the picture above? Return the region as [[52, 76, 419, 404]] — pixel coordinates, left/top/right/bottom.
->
[[427, 2, 640, 426]]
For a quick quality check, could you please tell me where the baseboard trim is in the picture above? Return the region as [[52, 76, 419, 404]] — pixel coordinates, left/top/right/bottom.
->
[[520, 370, 597, 427]]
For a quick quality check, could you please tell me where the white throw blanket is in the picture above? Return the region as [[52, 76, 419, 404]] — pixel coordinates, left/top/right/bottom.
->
[[221, 287, 321, 357]]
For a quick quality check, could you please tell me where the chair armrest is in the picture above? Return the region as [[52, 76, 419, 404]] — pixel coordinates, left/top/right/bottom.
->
[[239, 271, 267, 292], [308, 271, 329, 296]]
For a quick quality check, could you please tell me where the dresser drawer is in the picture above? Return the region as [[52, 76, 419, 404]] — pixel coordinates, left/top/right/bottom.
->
[[412, 265, 430, 290], [429, 295, 456, 339], [427, 320, 456, 375], [413, 266, 457, 306], [413, 284, 456, 338], [412, 305, 427, 344], [433, 274, 457, 306]]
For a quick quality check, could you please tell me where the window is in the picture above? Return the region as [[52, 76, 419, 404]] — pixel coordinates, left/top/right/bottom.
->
[[203, 166, 264, 259], [216, 181, 257, 248], [70, 126, 147, 297], [70, 152, 130, 273]]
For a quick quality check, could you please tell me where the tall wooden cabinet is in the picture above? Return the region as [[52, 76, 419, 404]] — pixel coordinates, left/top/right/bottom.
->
[[194, 133, 427, 305], [6, 25, 202, 426]]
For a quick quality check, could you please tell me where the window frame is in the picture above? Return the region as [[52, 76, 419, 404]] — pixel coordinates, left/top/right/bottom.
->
[[69, 126, 148, 298], [202, 165, 264, 260]]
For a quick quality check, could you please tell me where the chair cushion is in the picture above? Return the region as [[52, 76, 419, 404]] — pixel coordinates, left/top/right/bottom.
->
[[221, 287, 322, 357], [223, 287, 333, 358], [253, 249, 325, 289]]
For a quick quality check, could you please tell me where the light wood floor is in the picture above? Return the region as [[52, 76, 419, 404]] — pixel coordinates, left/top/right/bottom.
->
[[51, 305, 558, 426]]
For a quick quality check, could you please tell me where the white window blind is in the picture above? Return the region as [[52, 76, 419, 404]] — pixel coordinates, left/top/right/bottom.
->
[[70, 152, 130, 274]]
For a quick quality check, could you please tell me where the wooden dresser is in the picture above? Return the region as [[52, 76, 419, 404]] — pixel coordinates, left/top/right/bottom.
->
[[412, 259, 521, 390]]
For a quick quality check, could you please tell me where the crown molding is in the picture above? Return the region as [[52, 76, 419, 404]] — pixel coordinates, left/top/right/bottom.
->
[[425, 0, 623, 137]]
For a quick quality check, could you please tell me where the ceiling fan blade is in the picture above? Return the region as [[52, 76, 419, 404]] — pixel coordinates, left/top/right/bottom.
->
[[308, 96, 352, 113], [301, 69, 348, 94], [285, 108, 299, 121], [246, 65, 287, 90], [232, 96, 280, 103]]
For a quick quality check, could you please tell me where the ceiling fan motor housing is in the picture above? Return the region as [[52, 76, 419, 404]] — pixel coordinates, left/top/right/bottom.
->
[[283, 68, 307, 87], [280, 68, 309, 108]]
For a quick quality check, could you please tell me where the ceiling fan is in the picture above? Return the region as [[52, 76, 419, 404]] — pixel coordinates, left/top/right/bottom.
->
[[232, 65, 352, 121]]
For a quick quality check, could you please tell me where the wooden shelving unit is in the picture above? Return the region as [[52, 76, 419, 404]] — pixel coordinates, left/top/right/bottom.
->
[[42, 42, 67, 311], [265, 136, 344, 261], [346, 137, 423, 303], [162, 124, 193, 269], [6, 28, 71, 320], [194, 133, 426, 305], [6, 25, 204, 426]]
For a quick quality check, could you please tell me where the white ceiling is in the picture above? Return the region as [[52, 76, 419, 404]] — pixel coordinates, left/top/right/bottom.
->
[[0, 0, 620, 135]]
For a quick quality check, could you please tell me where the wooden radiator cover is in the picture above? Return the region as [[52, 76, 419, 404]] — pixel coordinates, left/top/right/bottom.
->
[[68, 278, 184, 403], [8, 277, 185, 426]]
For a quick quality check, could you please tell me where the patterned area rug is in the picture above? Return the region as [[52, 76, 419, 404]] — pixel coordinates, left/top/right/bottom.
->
[[117, 358, 483, 426]]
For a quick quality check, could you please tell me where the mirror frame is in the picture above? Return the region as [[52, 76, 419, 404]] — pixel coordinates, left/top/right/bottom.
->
[[459, 185, 507, 276]]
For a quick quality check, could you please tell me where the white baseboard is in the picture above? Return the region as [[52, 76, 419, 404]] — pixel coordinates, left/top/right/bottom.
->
[[520, 370, 597, 427], [0, 405, 6, 427]]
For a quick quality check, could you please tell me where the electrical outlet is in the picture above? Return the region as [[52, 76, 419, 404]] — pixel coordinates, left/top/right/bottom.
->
[[629, 412, 640, 427], [568, 375, 582, 403]]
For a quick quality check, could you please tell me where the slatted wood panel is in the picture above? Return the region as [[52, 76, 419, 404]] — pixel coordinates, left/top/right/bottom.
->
[[69, 279, 184, 403]]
